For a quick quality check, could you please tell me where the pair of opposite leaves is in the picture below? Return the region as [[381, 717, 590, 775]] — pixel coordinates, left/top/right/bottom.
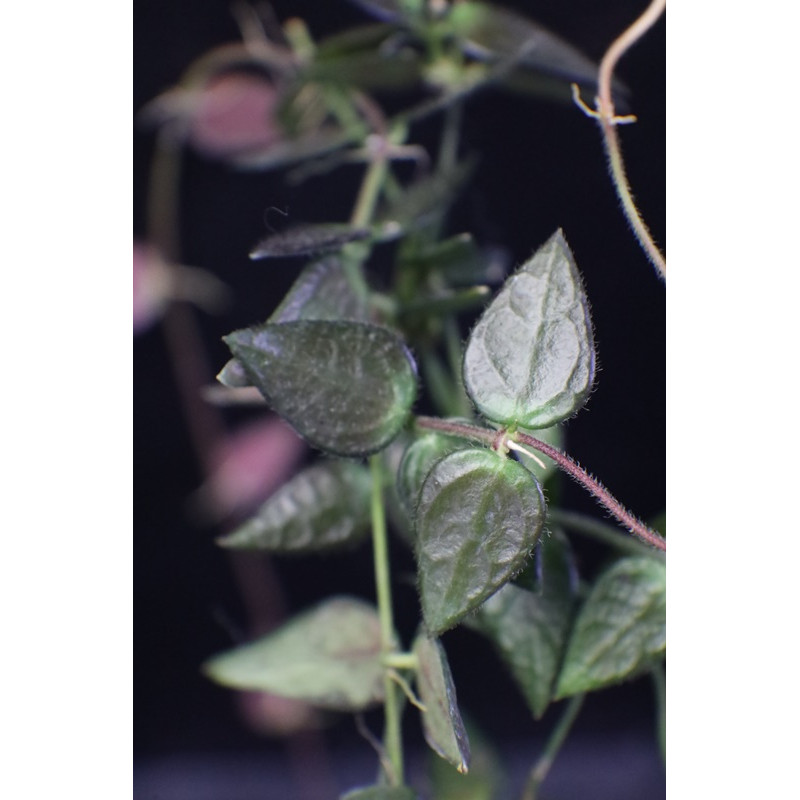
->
[[224, 229, 595, 635]]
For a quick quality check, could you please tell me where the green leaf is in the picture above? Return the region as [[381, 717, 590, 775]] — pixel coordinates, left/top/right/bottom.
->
[[447, 2, 599, 88], [217, 257, 369, 392], [470, 531, 578, 718], [396, 429, 469, 518], [250, 224, 371, 259], [270, 256, 370, 324], [217, 460, 372, 552], [216, 356, 251, 388], [224, 320, 418, 457], [203, 597, 387, 711], [398, 234, 506, 288], [341, 787, 418, 800], [555, 557, 666, 698], [428, 717, 501, 800], [463, 229, 595, 429], [415, 448, 545, 635], [413, 633, 470, 773], [378, 159, 476, 235]]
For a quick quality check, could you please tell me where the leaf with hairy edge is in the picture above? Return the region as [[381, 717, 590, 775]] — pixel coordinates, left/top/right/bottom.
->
[[396, 429, 470, 518], [250, 224, 371, 260], [555, 557, 666, 698], [470, 531, 578, 718], [203, 597, 387, 711], [217, 257, 369, 390], [217, 461, 372, 552], [463, 229, 595, 429], [413, 633, 470, 773], [416, 448, 545, 635], [341, 787, 418, 800], [224, 321, 417, 457]]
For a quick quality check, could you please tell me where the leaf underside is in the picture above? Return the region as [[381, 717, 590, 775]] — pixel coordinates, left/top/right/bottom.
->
[[463, 229, 595, 429], [413, 633, 471, 772], [202, 597, 387, 711]]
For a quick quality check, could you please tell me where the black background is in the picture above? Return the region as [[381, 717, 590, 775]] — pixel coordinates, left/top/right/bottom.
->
[[134, 1, 665, 796]]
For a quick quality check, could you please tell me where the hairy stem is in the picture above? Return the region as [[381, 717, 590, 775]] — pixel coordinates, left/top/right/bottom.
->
[[546, 508, 663, 560], [369, 454, 404, 785], [584, 0, 666, 278], [415, 417, 666, 552], [521, 694, 585, 800]]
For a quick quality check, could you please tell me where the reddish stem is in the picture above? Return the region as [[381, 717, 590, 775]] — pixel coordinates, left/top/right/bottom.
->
[[415, 416, 666, 553]]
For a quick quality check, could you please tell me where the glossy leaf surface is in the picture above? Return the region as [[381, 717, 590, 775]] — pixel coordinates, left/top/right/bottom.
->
[[556, 557, 666, 698], [218, 460, 372, 552], [416, 448, 545, 634], [463, 229, 595, 429], [203, 597, 386, 711], [471, 531, 577, 717], [224, 321, 417, 457], [413, 633, 470, 772], [250, 224, 370, 259]]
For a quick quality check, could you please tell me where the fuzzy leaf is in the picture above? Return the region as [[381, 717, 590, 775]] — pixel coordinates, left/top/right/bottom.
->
[[396, 429, 469, 518], [463, 229, 595, 429], [224, 321, 417, 457], [413, 633, 470, 772], [471, 531, 578, 718], [203, 597, 386, 711], [341, 787, 418, 800], [250, 224, 371, 260], [416, 448, 545, 635], [218, 460, 372, 552], [556, 557, 666, 698], [269, 256, 370, 324]]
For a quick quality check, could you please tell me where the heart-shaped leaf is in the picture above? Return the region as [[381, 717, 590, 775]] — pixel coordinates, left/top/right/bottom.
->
[[463, 229, 595, 429], [203, 597, 387, 711], [217, 460, 372, 552], [413, 633, 470, 773], [555, 557, 666, 698], [470, 531, 578, 718], [224, 321, 417, 457], [415, 448, 545, 635], [250, 224, 371, 260]]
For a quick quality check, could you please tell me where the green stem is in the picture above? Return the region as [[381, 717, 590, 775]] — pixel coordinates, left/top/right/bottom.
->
[[369, 454, 404, 785], [651, 661, 666, 765], [521, 694, 585, 800], [546, 509, 663, 560]]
